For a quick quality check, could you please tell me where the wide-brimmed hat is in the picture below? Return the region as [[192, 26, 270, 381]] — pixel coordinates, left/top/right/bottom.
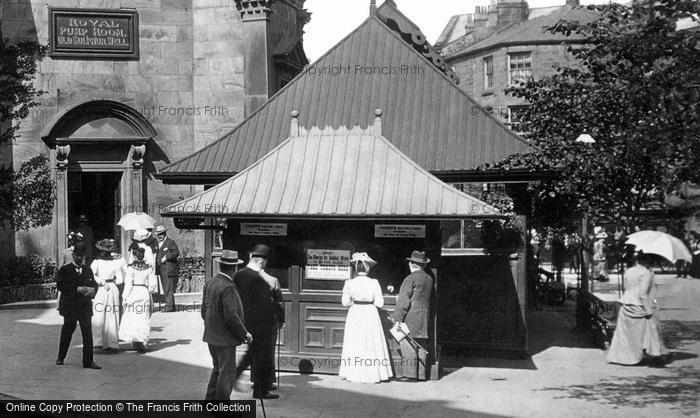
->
[[77, 214, 89, 223], [73, 242, 89, 257], [155, 225, 168, 235], [217, 249, 244, 265], [406, 250, 430, 264], [95, 239, 117, 252], [133, 229, 151, 242], [250, 244, 270, 258], [67, 231, 84, 240], [349, 252, 377, 271]]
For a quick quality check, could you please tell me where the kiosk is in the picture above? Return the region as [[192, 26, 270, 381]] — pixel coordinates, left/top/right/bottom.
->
[[163, 111, 505, 378]]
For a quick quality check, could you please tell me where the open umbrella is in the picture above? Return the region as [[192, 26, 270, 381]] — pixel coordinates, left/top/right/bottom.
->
[[625, 230, 692, 263], [117, 212, 156, 231]]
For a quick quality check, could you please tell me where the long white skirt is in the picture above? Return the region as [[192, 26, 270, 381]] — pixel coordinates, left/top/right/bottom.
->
[[92, 285, 120, 349], [119, 287, 152, 344], [338, 304, 393, 383]]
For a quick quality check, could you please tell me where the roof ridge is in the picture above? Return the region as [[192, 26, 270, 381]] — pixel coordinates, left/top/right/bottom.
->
[[159, 16, 378, 174]]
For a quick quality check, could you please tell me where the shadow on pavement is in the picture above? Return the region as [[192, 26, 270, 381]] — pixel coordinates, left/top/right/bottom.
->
[[0, 308, 505, 417], [538, 366, 700, 416], [662, 320, 700, 350]]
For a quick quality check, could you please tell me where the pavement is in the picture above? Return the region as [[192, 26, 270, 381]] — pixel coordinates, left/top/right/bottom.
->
[[0, 276, 698, 417]]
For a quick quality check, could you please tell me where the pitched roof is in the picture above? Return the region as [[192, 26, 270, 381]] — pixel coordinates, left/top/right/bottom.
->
[[161, 118, 498, 219], [157, 8, 532, 183], [445, 6, 599, 59]]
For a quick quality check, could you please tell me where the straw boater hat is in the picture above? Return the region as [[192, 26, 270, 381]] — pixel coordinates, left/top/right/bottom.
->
[[217, 249, 244, 265], [406, 250, 430, 265], [95, 239, 117, 252], [155, 225, 168, 235], [133, 229, 150, 242], [349, 252, 377, 271]]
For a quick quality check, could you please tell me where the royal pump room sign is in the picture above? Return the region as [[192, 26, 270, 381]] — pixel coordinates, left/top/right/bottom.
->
[[48, 8, 139, 59]]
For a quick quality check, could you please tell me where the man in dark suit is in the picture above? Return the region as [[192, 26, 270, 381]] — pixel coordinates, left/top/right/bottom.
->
[[56, 242, 101, 369], [155, 225, 180, 312], [234, 244, 279, 400], [202, 250, 251, 401], [393, 250, 434, 381]]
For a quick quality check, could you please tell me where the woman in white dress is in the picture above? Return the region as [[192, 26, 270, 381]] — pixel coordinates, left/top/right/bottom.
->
[[119, 246, 157, 352], [91, 239, 124, 352], [338, 252, 393, 383]]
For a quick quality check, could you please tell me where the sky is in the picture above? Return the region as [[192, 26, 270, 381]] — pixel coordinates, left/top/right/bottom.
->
[[303, 0, 612, 62]]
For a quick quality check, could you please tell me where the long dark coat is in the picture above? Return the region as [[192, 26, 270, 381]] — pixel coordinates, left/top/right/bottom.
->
[[201, 273, 248, 347], [156, 236, 180, 278], [234, 267, 276, 337], [56, 263, 98, 318], [393, 269, 433, 339]]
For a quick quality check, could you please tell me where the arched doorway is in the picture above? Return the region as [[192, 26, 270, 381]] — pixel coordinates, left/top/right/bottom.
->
[[41, 100, 157, 261]]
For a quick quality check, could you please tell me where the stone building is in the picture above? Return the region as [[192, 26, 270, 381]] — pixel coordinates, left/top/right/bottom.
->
[[0, 0, 309, 261], [435, 0, 597, 134]]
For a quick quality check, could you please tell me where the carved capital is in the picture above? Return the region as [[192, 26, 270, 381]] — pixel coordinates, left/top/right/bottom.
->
[[56, 145, 71, 170], [235, 0, 275, 21], [130, 144, 146, 168]]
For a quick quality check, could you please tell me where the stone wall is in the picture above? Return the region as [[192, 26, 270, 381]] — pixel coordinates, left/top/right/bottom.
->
[[0, 0, 247, 259], [449, 44, 576, 124]]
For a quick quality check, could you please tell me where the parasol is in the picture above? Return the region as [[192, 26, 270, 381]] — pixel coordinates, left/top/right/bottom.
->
[[117, 212, 156, 231], [625, 230, 692, 263]]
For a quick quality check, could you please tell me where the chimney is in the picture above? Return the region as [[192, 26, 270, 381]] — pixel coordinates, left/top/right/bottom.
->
[[235, 0, 275, 117], [496, 0, 529, 28], [372, 109, 383, 136]]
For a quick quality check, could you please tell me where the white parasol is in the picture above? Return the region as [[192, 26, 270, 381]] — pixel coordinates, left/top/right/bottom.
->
[[625, 230, 692, 263], [117, 212, 156, 231]]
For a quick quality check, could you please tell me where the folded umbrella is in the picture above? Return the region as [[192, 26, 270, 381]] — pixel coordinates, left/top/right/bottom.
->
[[625, 230, 692, 263], [117, 212, 156, 231]]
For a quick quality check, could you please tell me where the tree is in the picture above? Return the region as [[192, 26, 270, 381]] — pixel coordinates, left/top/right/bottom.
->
[[0, 29, 54, 231], [497, 0, 700, 231]]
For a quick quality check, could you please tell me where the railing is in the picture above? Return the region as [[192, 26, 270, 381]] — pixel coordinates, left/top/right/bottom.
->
[[576, 289, 619, 349]]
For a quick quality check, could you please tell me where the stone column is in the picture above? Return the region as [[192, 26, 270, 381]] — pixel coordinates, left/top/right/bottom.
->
[[128, 145, 145, 212], [54, 145, 70, 263], [235, 0, 275, 117]]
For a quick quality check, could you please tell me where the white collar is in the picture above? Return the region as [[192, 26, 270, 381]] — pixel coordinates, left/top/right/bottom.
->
[[246, 261, 261, 272], [219, 272, 234, 282]]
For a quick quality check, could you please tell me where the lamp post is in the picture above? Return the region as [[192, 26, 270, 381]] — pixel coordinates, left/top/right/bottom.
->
[[575, 133, 595, 329]]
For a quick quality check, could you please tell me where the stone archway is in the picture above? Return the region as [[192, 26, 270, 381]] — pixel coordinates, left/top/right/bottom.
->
[[41, 100, 157, 261]]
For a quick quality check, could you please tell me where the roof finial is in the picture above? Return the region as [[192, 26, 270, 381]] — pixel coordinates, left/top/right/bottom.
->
[[291, 110, 300, 137], [370, 0, 377, 16], [373, 109, 383, 136]]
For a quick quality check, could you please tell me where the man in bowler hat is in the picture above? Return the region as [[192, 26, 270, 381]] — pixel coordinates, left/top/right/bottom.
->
[[234, 244, 279, 399], [155, 225, 180, 312], [393, 250, 434, 381], [56, 242, 101, 369], [202, 250, 251, 400]]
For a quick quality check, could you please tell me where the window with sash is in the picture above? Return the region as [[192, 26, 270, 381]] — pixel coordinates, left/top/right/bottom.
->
[[483, 56, 493, 90], [508, 52, 532, 85]]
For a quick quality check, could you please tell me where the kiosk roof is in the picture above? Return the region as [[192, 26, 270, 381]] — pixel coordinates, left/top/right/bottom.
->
[[162, 116, 499, 219]]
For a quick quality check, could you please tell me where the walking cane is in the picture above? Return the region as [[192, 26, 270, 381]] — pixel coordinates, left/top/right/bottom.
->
[[276, 324, 282, 389]]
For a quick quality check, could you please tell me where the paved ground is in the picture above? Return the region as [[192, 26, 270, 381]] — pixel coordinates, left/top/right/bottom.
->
[[0, 275, 698, 417]]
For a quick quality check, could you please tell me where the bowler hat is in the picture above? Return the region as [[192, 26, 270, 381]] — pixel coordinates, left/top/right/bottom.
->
[[155, 225, 168, 235], [95, 239, 117, 252], [217, 249, 244, 265], [73, 242, 89, 257], [406, 250, 430, 264], [77, 214, 89, 223], [250, 244, 270, 258]]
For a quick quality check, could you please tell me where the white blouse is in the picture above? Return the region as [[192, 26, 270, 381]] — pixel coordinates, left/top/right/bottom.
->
[[341, 274, 384, 308]]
